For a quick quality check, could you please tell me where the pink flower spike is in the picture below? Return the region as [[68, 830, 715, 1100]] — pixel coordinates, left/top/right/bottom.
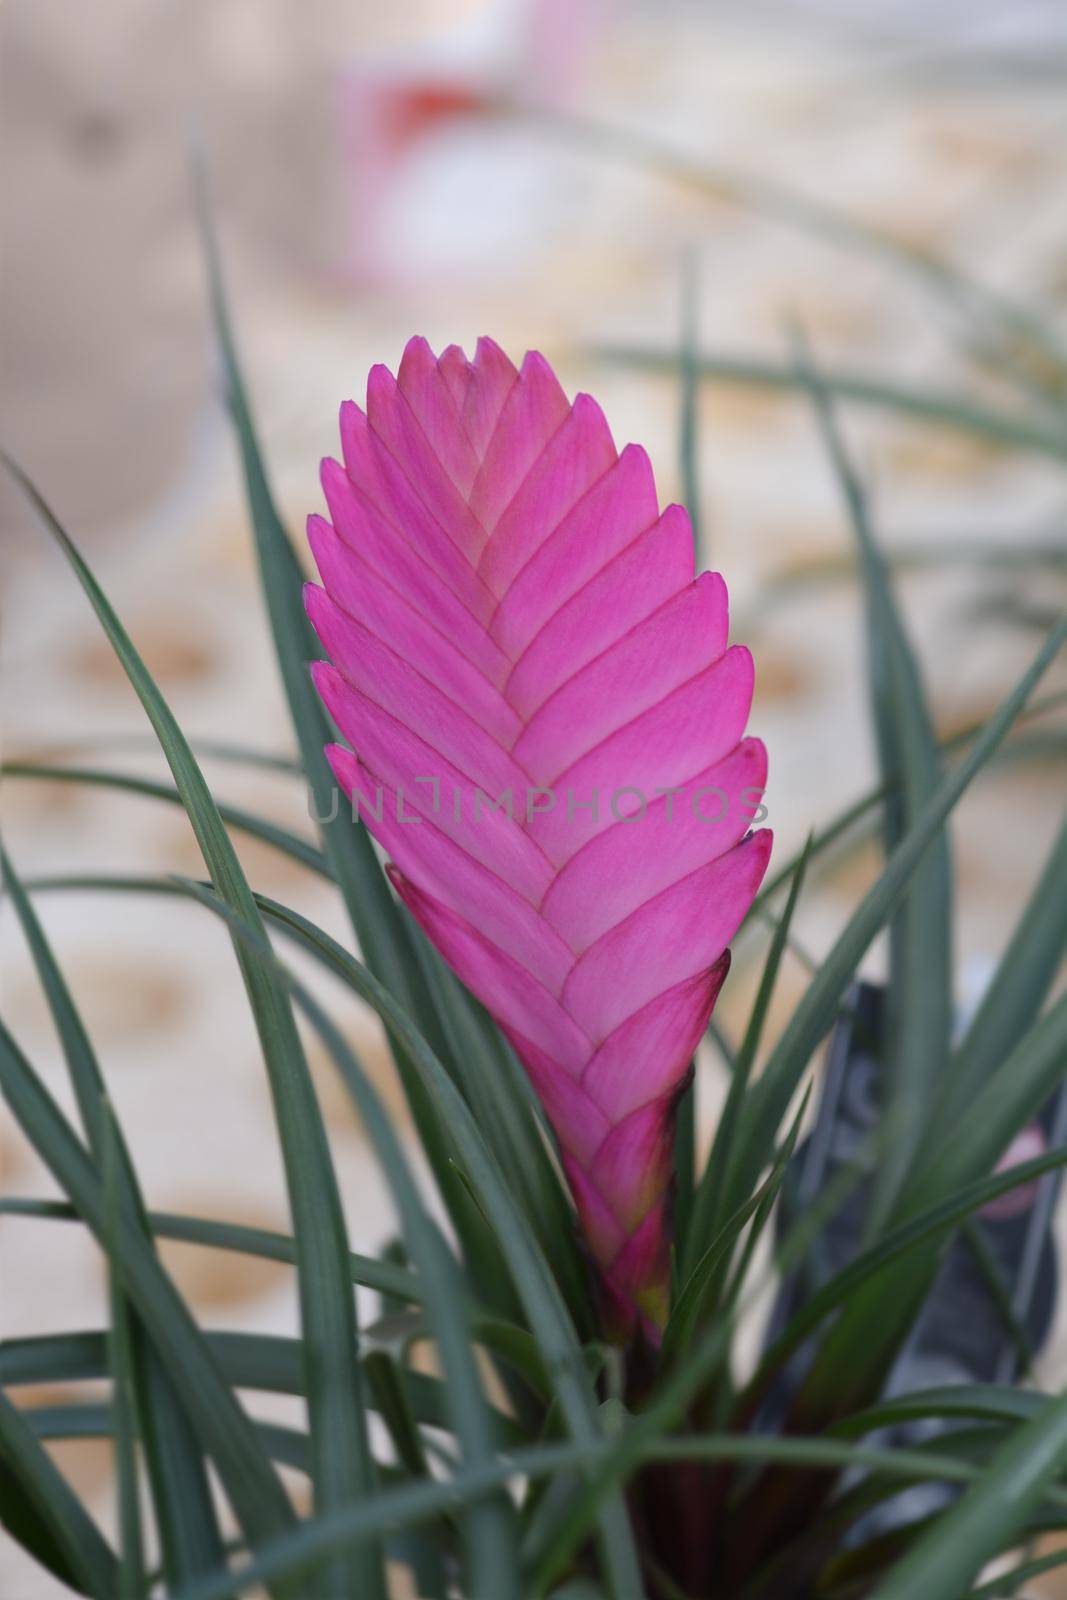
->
[[307, 337, 771, 1340]]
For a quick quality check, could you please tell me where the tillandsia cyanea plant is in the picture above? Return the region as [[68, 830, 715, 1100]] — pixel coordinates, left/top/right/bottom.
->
[[3, 178, 1067, 1600], [305, 334, 772, 1339]]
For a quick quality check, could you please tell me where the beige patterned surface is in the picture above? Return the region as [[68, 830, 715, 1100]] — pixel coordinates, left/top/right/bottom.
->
[[3, 2, 1067, 1594]]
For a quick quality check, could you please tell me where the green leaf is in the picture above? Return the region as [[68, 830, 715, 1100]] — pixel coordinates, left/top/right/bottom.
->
[[718, 1086, 810, 1317], [717, 615, 1065, 1232], [750, 1079, 1067, 1423], [935, 805, 1067, 1125], [830, 1384, 1046, 1439], [2, 762, 328, 878], [671, 1072, 696, 1270], [525, 1138, 878, 1594], [794, 333, 952, 1232], [0, 1387, 118, 1598], [403, 927, 590, 1337], [519, 107, 1067, 372], [1, 1328, 525, 1449], [868, 1387, 1067, 1600], [0, 1194, 421, 1302], [748, 688, 1067, 924], [363, 1353, 434, 1481], [0, 843, 225, 1586], [2, 450, 384, 1599], [196, 150, 583, 1341], [679, 244, 704, 561], [179, 879, 523, 1597], [171, 880, 644, 1600], [0, 1017, 297, 1569], [102, 1104, 146, 1600], [663, 1101, 802, 1369], [25, 1402, 314, 1478], [965, 1547, 1067, 1599], [167, 1431, 1011, 1600], [687, 835, 812, 1271], [190, 145, 480, 1264], [594, 343, 1067, 461], [915, 987, 1067, 1207]]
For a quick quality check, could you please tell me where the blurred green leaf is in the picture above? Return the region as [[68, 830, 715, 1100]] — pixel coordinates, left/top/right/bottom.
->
[[0, 1387, 118, 1598], [718, 616, 1065, 1232], [102, 1104, 146, 1600], [2, 453, 381, 1599], [2, 1328, 525, 1447], [171, 880, 644, 1600], [759, 1014, 1067, 1425], [831, 1385, 1046, 1439], [194, 155, 582, 1333], [595, 344, 1067, 460], [2, 762, 328, 877], [0, 1195, 419, 1302], [0, 1015, 299, 1577], [517, 106, 1067, 374], [0, 844, 225, 1587], [179, 878, 523, 1597], [25, 1403, 314, 1478], [935, 806, 1067, 1127], [748, 689, 1067, 923], [679, 244, 703, 560], [916, 989, 1067, 1207], [689, 836, 812, 1273], [664, 1100, 803, 1368], [868, 1385, 1067, 1600], [795, 333, 952, 1232], [167, 1431, 1006, 1600]]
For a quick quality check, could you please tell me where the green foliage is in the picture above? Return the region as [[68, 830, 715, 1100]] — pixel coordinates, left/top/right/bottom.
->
[[2, 144, 1066, 1600]]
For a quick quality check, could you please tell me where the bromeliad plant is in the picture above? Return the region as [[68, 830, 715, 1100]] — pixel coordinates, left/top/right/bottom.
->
[[306, 334, 771, 1339], [2, 208, 1067, 1600]]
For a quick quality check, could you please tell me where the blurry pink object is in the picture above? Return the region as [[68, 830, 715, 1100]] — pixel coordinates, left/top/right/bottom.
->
[[981, 1123, 1048, 1220], [307, 337, 770, 1337], [336, 0, 603, 284]]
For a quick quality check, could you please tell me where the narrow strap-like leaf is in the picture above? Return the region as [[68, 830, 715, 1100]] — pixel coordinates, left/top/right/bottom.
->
[[688, 834, 812, 1267], [102, 1104, 146, 1600], [177, 879, 523, 1598], [0, 1016, 297, 1571], [720, 615, 1065, 1225], [1, 1328, 525, 1447], [936, 805, 1067, 1125], [1, 843, 226, 1586], [166, 1431, 1020, 1600], [1, 1194, 419, 1301], [868, 1384, 1067, 1600], [595, 343, 1067, 461], [795, 334, 952, 1233], [0, 1386, 119, 1598], [746, 1029, 1067, 1423], [192, 159, 583, 1327], [525, 108, 1067, 373], [170, 881, 644, 1600], [2, 763, 328, 877], [2, 451, 384, 1599]]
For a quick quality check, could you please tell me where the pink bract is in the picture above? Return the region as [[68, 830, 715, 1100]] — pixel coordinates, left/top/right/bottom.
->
[[307, 336, 771, 1337]]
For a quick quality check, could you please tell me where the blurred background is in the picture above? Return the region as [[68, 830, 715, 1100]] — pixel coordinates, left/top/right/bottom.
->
[[3, 2, 1066, 1593]]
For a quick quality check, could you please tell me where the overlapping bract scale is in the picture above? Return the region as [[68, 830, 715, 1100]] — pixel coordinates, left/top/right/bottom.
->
[[307, 336, 771, 1335]]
